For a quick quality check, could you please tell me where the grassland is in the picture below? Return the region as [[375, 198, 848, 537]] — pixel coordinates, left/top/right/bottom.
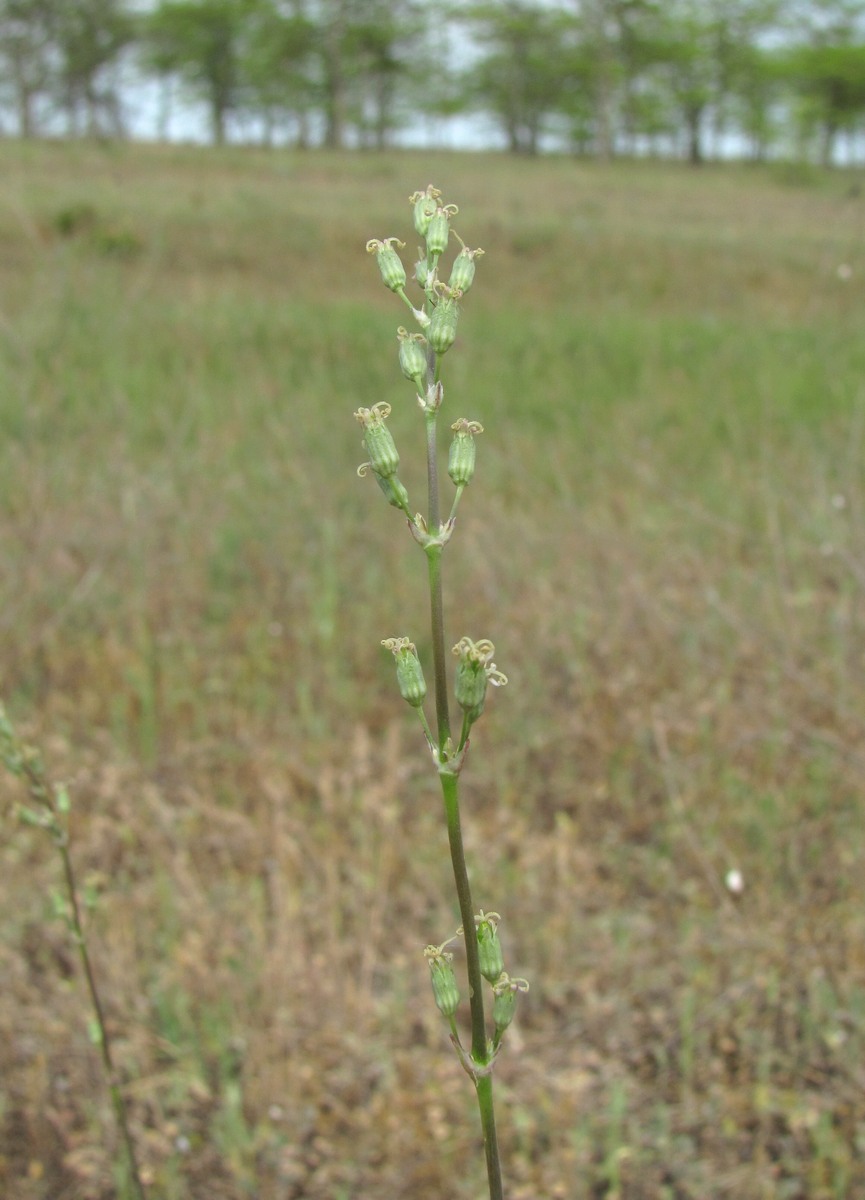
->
[[0, 141, 863, 1200]]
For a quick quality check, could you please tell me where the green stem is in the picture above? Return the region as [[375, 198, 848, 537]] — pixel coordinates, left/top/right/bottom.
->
[[427, 545, 450, 748], [1, 718, 148, 1200], [477, 1074, 504, 1200], [457, 710, 472, 754], [58, 837, 147, 1200], [415, 705, 436, 752], [439, 773, 486, 1060], [439, 771, 503, 1200], [425, 407, 441, 531], [447, 483, 466, 527], [419, 256, 503, 1200], [425, 408, 451, 749]]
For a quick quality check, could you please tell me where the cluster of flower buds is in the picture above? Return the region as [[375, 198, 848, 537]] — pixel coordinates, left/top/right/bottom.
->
[[428, 913, 529, 1051], [362, 187, 488, 508], [365, 185, 484, 391], [360, 186, 488, 507]]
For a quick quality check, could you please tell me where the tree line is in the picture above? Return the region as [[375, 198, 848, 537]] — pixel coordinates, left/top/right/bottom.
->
[[2, 0, 865, 163]]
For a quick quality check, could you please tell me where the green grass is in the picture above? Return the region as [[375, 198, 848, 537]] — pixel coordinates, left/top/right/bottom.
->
[[1, 141, 864, 1199]]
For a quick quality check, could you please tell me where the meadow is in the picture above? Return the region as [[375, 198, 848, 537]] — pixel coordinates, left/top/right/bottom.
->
[[0, 141, 863, 1199]]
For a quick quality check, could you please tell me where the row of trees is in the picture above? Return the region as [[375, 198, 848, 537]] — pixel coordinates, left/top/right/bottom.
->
[[1, 0, 865, 162]]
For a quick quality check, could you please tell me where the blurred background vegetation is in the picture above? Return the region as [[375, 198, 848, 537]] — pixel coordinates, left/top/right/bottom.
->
[[2, 0, 865, 164]]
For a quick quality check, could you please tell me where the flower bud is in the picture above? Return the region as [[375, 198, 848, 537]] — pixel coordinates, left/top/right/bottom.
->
[[492, 973, 529, 1037], [374, 471, 409, 510], [454, 652, 487, 722], [355, 403, 399, 479], [409, 185, 441, 237], [476, 913, 504, 983], [452, 637, 507, 725], [425, 204, 457, 259], [493, 983, 516, 1033], [366, 238, 406, 293], [428, 290, 460, 355], [448, 418, 483, 487], [491, 979, 513, 1027], [398, 327, 428, 390], [449, 245, 484, 295], [382, 637, 427, 708], [425, 946, 460, 1017]]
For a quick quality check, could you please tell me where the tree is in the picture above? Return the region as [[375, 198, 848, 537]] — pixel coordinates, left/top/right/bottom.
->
[[144, 0, 260, 144], [242, 0, 317, 146], [51, 0, 133, 136], [458, 0, 574, 154], [0, 0, 55, 136], [308, 0, 426, 149], [343, 1, 427, 149], [780, 0, 865, 162], [784, 39, 865, 161]]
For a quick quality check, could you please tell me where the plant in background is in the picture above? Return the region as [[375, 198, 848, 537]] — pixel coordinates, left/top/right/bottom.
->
[[0, 704, 147, 1200], [362, 187, 528, 1200]]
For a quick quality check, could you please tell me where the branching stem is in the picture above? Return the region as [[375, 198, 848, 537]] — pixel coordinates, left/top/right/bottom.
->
[[425, 402, 504, 1199]]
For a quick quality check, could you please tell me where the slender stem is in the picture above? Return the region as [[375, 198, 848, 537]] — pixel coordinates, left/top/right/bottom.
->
[[427, 546, 451, 748], [419, 228, 504, 1200], [2, 723, 149, 1200], [440, 770, 503, 1200], [425, 407, 441, 530], [58, 838, 147, 1200], [415, 706, 436, 752], [477, 1074, 504, 1200], [425, 407, 452, 749], [447, 483, 466, 527], [439, 773, 487, 1060]]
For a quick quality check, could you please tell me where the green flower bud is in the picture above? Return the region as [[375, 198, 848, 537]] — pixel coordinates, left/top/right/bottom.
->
[[492, 974, 529, 1036], [366, 237, 406, 293], [355, 403, 399, 479], [448, 418, 483, 487], [476, 913, 504, 983], [449, 245, 484, 295], [373, 471, 409, 510], [428, 289, 460, 355], [493, 983, 516, 1033], [408, 185, 441, 237], [455, 653, 487, 722], [425, 204, 458, 259], [397, 327, 428, 390], [452, 637, 507, 725], [382, 637, 427, 708], [425, 945, 460, 1017]]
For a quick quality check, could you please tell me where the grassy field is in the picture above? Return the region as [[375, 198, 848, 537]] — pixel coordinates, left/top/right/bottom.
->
[[0, 141, 864, 1200]]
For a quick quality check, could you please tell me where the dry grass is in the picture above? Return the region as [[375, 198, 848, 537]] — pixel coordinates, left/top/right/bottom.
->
[[0, 142, 864, 1199]]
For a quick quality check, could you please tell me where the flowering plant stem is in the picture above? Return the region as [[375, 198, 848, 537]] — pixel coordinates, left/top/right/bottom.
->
[[0, 705, 146, 1200], [366, 190, 521, 1200], [426, 397, 503, 1197], [440, 771, 504, 1199]]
